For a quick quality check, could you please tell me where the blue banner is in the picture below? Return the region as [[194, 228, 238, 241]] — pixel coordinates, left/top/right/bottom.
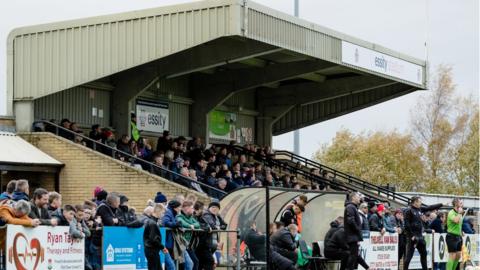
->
[[103, 226, 166, 270]]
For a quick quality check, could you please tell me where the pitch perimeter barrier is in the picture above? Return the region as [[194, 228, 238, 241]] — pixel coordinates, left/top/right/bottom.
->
[[0, 225, 477, 270]]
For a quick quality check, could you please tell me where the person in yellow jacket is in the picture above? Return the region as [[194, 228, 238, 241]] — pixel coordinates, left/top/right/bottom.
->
[[131, 113, 140, 142], [0, 200, 41, 227]]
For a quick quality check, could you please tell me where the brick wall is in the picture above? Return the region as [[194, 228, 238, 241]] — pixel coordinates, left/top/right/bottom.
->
[[19, 132, 210, 210]]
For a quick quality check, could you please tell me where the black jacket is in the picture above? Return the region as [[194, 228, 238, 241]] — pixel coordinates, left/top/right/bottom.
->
[[96, 203, 122, 226], [325, 226, 349, 253], [197, 210, 227, 250], [244, 229, 266, 261], [344, 202, 362, 243], [144, 217, 164, 251], [368, 213, 384, 232], [270, 228, 297, 263], [404, 203, 442, 238], [28, 201, 53, 225], [324, 221, 341, 244], [280, 208, 297, 227], [429, 217, 444, 234], [359, 212, 369, 231], [117, 205, 143, 228]]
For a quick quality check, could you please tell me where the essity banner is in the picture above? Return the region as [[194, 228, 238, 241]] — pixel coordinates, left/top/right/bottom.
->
[[6, 224, 84, 270], [342, 41, 423, 85], [136, 99, 169, 133]]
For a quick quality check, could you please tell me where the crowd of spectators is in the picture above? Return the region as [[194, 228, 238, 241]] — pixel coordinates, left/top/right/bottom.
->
[[0, 178, 229, 270], [35, 118, 336, 200]]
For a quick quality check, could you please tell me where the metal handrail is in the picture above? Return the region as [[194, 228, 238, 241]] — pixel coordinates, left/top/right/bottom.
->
[[219, 144, 408, 205], [36, 120, 227, 196], [273, 149, 411, 204]]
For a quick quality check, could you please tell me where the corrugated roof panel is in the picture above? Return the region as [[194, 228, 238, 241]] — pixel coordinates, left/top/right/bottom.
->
[[0, 132, 62, 166]]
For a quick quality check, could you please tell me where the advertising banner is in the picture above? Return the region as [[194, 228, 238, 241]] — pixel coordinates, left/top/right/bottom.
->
[[434, 233, 479, 263], [410, 233, 433, 269], [6, 224, 84, 270], [359, 232, 398, 270], [136, 100, 169, 133], [342, 40, 423, 85], [103, 226, 166, 270], [208, 110, 237, 141]]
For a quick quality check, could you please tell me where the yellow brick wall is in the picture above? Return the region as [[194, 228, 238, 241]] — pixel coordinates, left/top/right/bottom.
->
[[19, 132, 210, 210]]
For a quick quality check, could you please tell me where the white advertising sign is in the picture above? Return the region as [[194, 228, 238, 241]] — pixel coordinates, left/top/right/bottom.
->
[[342, 41, 423, 85], [6, 224, 85, 270], [359, 232, 399, 270], [136, 100, 169, 133]]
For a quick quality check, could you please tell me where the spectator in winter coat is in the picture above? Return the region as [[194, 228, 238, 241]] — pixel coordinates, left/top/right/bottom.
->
[[47, 191, 62, 216], [343, 192, 363, 270], [358, 203, 369, 232], [116, 195, 143, 228], [28, 188, 58, 226], [383, 207, 397, 233], [176, 201, 200, 270], [52, 205, 85, 239], [0, 200, 40, 227], [324, 225, 350, 270], [369, 204, 386, 233], [12, 179, 29, 202], [462, 217, 475, 234], [0, 180, 16, 200], [162, 200, 182, 255], [96, 193, 122, 226], [324, 217, 344, 244], [196, 202, 227, 270], [144, 204, 168, 270], [270, 224, 298, 264], [157, 130, 172, 153], [74, 205, 91, 238], [280, 204, 303, 228], [395, 209, 407, 264], [244, 220, 266, 261]]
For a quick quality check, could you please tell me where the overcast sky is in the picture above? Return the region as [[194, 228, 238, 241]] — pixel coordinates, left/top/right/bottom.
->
[[0, 0, 478, 158]]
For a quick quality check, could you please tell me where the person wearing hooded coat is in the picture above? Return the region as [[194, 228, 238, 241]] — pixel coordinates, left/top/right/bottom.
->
[[117, 195, 143, 228], [162, 200, 182, 256]]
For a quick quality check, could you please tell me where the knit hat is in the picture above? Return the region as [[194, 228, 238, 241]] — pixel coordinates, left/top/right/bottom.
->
[[208, 201, 221, 209], [93, 186, 103, 198], [154, 192, 167, 204], [377, 204, 385, 213], [168, 200, 181, 209]]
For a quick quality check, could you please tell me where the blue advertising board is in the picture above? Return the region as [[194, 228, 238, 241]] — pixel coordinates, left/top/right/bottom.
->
[[103, 226, 166, 270]]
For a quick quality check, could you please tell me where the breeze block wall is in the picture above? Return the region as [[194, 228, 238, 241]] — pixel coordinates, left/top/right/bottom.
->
[[19, 132, 210, 210]]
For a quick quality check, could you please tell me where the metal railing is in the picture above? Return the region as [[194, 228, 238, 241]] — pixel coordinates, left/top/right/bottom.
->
[[219, 144, 409, 205], [35, 120, 227, 197], [273, 150, 411, 205]]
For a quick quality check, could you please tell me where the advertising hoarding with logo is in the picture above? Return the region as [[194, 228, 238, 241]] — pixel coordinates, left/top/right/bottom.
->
[[208, 110, 237, 141], [434, 233, 479, 263], [359, 232, 398, 270], [342, 41, 423, 85], [103, 226, 166, 270], [136, 100, 169, 133], [6, 225, 84, 270]]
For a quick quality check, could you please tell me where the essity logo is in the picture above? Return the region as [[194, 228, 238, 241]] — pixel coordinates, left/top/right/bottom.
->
[[374, 56, 388, 72], [8, 233, 45, 270]]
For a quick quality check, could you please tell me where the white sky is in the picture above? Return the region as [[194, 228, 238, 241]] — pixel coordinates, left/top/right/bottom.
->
[[0, 0, 478, 158]]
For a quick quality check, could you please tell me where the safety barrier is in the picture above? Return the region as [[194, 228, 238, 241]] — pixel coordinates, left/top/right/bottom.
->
[[0, 225, 478, 270]]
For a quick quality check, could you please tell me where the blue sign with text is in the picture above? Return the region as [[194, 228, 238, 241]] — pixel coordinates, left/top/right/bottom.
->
[[103, 226, 166, 270]]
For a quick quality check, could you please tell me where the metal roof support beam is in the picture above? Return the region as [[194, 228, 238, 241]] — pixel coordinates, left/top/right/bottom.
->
[[111, 38, 279, 136], [259, 76, 396, 107], [272, 84, 417, 135], [190, 60, 336, 144]]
